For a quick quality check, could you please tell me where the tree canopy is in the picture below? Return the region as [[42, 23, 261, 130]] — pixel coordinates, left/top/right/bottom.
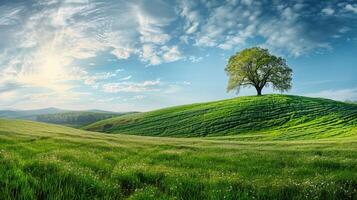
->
[[225, 47, 292, 96]]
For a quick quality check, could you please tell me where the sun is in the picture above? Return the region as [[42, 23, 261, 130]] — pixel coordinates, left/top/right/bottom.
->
[[18, 44, 73, 93]]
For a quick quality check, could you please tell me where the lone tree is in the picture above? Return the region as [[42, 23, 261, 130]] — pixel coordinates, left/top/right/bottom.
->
[[225, 47, 292, 96]]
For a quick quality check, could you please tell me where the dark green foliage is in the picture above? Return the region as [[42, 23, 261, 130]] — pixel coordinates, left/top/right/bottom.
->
[[0, 119, 356, 199], [84, 95, 357, 139]]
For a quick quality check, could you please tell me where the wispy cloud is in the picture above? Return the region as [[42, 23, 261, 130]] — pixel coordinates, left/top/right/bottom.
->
[[305, 88, 357, 101], [0, 0, 182, 98], [0, 5, 23, 25], [102, 79, 161, 93], [120, 75, 132, 81], [70, 68, 123, 88], [0, 0, 356, 110], [177, 0, 356, 56], [322, 7, 335, 16], [187, 56, 203, 63], [344, 4, 357, 13]]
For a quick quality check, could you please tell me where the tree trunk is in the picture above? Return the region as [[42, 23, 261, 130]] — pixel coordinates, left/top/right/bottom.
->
[[256, 87, 262, 96]]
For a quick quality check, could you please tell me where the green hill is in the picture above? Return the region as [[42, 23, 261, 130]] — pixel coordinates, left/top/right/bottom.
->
[[0, 107, 65, 120], [36, 111, 135, 127], [0, 119, 356, 199], [0, 107, 136, 128], [84, 95, 357, 139]]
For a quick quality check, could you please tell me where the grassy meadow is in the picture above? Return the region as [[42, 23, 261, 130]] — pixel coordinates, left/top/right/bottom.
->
[[0, 119, 356, 199]]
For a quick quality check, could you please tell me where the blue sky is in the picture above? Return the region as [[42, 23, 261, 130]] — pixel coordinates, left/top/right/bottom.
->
[[0, 0, 356, 111]]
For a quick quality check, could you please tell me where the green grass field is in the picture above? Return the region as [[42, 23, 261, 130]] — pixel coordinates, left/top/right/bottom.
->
[[1, 95, 357, 199], [84, 95, 357, 139], [0, 118, 356, 199]]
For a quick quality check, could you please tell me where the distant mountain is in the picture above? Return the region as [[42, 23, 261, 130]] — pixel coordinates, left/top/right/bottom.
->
[[0, 108, 137, 127], [345, 100, 357, 104], [36, 111, 136, 127], [86, 109, 119, 113], [0, 107, 66, 120]]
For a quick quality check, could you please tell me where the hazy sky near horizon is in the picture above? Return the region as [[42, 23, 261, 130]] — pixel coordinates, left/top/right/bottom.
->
[[0, 0, 356, 111]]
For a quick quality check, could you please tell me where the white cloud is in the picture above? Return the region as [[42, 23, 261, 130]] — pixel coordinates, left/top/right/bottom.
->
[[0, 90, 19, 102], [140, 44, 182, 65], [345, 4, 357, 13], [141, 44, 162, 65], [102, 79, 161, 93], [188, 56, 203, 63], [35, 0, 59, 6], [180, 1, 343, 56], [0, 1, 106, 96], [194, 3, 248, 48], [322, 7, 335, 15], [111, 49, 131, 59], [218, 35, 246, 50], [83, 72, 116, 86], [178, 0, 201, 34], [182, 81, 191, 85], [132, 95, 145, 100], [256, 5, 334, 57], [120, 75, 132, 81], [305, 88, 357, 101], [195, 36, 217, 47], [0, 0, 356, 110], [0, 6, 23, 25], [162, 46, 182, 63], [67, 67, 121, 88], [0, 0, 184, 104]]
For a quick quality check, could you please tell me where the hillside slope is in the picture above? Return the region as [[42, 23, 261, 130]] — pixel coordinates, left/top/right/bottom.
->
[[36, 111, 135, 127], [84, 95, 357, 139], [0, 119, 356, 199], [0, 107, 65, 120]]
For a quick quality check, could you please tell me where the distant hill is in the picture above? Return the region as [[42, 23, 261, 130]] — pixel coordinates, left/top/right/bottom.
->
[[84, 95, 357, 140], [0, 108, 136, 127], [36, 111, 136, 127], [345, 100, 357, 104], [0, 107, 66, 120]]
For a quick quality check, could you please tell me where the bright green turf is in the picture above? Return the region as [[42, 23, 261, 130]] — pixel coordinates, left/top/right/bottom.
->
[[84, 95, 357, 139], [0, 119, 356, 199]]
